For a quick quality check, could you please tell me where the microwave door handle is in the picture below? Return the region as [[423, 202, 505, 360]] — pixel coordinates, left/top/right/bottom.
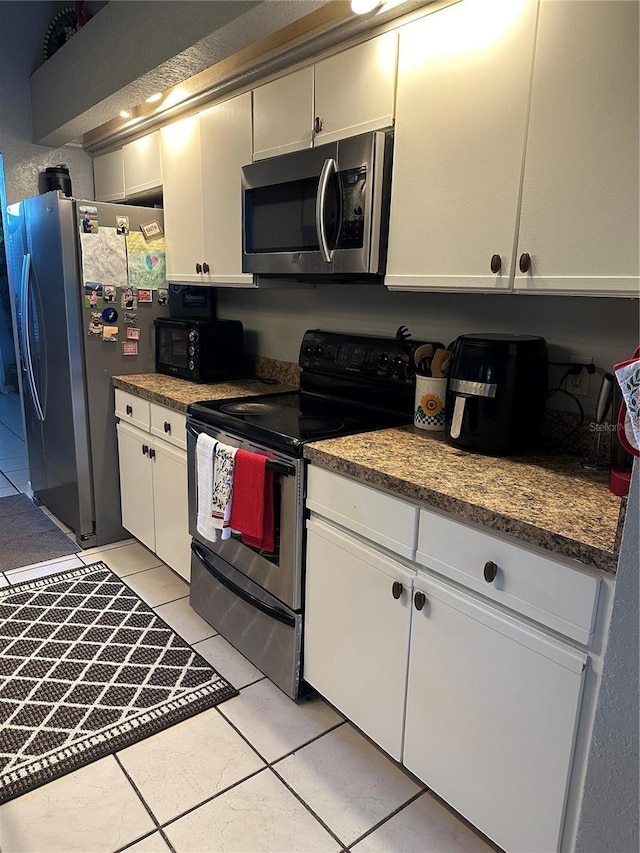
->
[[316, 157, 336, 263]]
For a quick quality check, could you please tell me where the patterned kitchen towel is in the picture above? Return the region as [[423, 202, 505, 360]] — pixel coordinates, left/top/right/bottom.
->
[[196, 433, 218, 542], [212, 441, 238, 540], [614, 346, 640, 454]]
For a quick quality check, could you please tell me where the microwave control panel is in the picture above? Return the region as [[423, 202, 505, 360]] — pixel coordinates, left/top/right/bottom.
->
[[336, 167, 367, 249]]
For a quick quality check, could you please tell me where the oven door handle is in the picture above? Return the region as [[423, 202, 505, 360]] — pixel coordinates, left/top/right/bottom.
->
[[186, 423, 296, 477], [191, 543, 296, 628]]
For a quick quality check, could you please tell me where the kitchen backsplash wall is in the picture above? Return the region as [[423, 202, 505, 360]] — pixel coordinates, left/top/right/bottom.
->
[[217, 284, 638, 418]]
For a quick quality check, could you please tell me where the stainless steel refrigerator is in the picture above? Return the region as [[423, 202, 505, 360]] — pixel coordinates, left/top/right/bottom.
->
[[4, 191, 169, 547]]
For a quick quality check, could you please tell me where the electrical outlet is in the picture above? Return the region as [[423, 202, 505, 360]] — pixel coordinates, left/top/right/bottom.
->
[[568, 356, 593, 397]]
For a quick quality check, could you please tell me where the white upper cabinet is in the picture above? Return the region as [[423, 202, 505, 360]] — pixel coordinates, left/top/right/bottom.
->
[[313, 31, 398, 146], [514, 0, 639, 295], [200, 93, 255, 286], [252, 32, 398, 160], [253, 66, 315, 160], [122, 130, 162, 198], [160, 114, 205, 283], [93, 149, 125, 202], [386, 0, 538, 292]]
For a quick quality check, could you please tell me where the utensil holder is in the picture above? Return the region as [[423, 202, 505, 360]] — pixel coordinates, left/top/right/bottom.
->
[[414, 376, 447, 431]]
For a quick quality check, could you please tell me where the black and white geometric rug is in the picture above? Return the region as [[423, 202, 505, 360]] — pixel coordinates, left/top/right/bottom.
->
[[0, 562, 237, 805]]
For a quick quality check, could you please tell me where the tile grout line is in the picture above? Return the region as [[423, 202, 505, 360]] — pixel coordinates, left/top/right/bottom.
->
[[112, 754, 179, 853]]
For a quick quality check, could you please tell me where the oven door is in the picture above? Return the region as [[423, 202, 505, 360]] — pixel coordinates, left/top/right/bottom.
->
[[186, 420, 305, 611]]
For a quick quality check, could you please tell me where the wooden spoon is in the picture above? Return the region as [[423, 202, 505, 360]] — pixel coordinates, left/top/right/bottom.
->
[[431, 348, 452, 378], [413, 344, 433, 371]]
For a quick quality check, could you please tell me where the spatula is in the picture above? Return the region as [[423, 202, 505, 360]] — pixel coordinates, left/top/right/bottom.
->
[[413, 344, 433, 375]]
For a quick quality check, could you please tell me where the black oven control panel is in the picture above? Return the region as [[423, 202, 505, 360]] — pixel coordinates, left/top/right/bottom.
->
[[299, 330, 443, 387]]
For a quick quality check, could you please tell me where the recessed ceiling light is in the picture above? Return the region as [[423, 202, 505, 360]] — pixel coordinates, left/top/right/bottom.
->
[[119, 110, 132, 119], [145, 93, 163, 104], [351, 0, 380, 14]]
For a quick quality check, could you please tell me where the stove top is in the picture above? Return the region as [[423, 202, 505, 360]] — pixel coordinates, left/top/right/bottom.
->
[[188, 391, 411, 456]]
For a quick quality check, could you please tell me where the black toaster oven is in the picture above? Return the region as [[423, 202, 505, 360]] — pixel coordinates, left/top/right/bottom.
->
[[154, 318, 243, 383]]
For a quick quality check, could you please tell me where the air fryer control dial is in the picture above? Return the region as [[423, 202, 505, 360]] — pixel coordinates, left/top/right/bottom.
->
[[189, 330, 199, 343]]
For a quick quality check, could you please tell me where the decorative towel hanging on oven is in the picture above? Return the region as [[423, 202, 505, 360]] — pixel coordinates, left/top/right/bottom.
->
[[212, 441, 238, 540], [196, 433, 218, 542], [230, 449, 275, 553]]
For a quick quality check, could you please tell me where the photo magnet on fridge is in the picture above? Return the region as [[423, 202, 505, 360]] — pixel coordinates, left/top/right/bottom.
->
[[115, 215, 129, 235], [124, 312, 138, 326], [103, 285, 116, 303], [126, 327, 141, 341], [121, 286, 137, 310], [84, 282, 103, 309], [157, 288, 168, 305], [137, 288, 153, 303], [88, 312, 103, 337], [102, 325, 118, 343], [122, 341, 138, 356], [79, 204, 98, 234]]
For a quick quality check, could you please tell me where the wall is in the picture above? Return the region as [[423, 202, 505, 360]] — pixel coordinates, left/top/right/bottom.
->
[[0, 1, 93, 204], [575, 461, 639, 852], [216, 284, 639, 418]]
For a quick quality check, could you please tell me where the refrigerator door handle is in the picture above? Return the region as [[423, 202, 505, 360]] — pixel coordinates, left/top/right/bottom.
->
[[20, 253, 45, 422]]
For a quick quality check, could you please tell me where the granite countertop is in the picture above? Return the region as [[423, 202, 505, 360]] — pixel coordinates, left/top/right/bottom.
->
[[305, 427, 624, 574], [112, 373, 297, 413]]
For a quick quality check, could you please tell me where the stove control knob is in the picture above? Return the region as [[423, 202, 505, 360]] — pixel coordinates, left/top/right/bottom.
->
[[391, 356, 405, 376], [189, 346, 195, 356], [303, 345, 313, 358], [377, 352, 390, 370], [189, 330, 199, 343], [188, 360, 195, 371], [313, 345, 323, 357]]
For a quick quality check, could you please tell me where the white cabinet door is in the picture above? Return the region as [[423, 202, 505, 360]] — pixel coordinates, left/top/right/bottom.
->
[[116, 423, 155, 553], [304, 518, 414, 760], [200, 94, 255, 286], [160, 115, 206, 283], [404, 573, 587, 853], [514, 0, 639, 295], [123, 131, 162, 198], [93, 149, 125, 202], [386, 0, 537, 292], [253, 66, 314, 160], [153, 440, 191, 581], [314, 32, 397, 146]]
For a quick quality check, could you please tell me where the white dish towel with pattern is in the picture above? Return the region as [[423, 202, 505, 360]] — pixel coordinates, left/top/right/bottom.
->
[[211, 441, 238, 541], [196, 433, 218, 542]]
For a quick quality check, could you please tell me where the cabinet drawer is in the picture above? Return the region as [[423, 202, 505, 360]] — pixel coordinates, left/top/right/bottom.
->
[[150, 403, 186, 450], [417, 509, 600, 645], [115, 389, 150, 431], [307, 467, 418, 560]]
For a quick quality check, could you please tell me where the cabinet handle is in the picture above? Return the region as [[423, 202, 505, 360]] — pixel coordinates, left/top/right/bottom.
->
[[195, 262, 202, 274], [392, 581, 403, 600], [202, 262, 210, 274], [483, 560, 498, 583], [126, 404, 132, 415], [519, 252, 531, 273], [490, 254, 501, 273], [414, 591, 426, 611], [314, 116, 323, 134], [149, 448, 156, 460], [164, 421, 171, 433], [142, 444, 149, 455]]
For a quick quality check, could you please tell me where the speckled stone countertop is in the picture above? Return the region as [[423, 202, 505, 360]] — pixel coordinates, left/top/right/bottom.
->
[[112, 373, 296, 413], [305, 427, 624, 574]]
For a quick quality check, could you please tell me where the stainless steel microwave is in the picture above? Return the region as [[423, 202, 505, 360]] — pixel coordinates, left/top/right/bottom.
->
[[241, 130, 393, 278]]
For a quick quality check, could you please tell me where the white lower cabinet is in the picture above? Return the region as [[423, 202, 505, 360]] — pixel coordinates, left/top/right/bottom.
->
[[404, 573, 586, 853], [304, 466, 593, 852], [116, 414, 191, 581], [305, 518, 414, 760]]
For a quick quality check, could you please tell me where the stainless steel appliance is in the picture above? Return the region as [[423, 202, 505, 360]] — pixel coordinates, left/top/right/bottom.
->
[[241, 130, 393, 278], [187, 329, 441, 698], [4, 191, 168, 546], [154, 317, 244, 383], [445, 333, 548, 455]]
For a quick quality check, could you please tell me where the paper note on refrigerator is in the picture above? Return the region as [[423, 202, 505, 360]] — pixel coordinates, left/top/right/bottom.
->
[[80, 227, 128, 290], [126, 232, 166, 289]]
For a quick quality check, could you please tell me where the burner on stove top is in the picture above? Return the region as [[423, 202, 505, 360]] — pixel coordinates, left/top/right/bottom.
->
[[298, 417, 344, 438], [220, 401, 283, 415]]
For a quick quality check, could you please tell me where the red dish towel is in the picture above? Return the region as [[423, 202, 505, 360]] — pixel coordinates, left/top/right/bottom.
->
[[229, 449, 275, 552]]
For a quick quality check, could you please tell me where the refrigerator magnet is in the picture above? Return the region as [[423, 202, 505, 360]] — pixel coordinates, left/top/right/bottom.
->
[[84, 282, 103, 309], [102, 307, 118, 324], [137, 288, 153, 303], [88, 312, 103, 337], [102, 325, 118, 343], [79, 204, 98, 234], [126, 327, 141, 341], [140, 219, 163, 240], [122, 341, 138, 356], [124, 312, 138, 326], [115, 215, 129, 236], [121, 286, 137, 309], [157, 288, 168, 305], [103, 285, 116, 303]]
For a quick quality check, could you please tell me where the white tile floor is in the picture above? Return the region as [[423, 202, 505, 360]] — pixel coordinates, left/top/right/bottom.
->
[[0, 537, 498, 853], [0, 396, 497, 853]]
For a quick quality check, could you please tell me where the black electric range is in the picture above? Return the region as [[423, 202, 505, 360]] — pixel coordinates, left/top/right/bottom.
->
[[188, 329, 443, 455]]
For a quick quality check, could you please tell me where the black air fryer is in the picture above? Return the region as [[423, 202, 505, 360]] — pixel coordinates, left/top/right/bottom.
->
[[445, 333, 548, 455]]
